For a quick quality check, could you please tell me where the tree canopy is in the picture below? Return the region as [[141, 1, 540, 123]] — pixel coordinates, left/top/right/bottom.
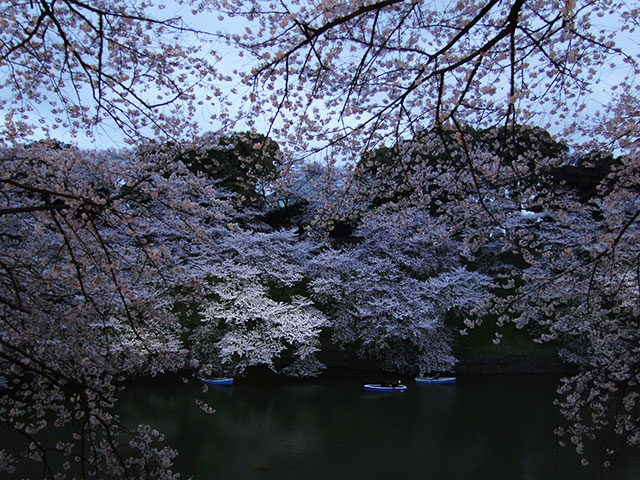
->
[[1, 0, 640, 477]]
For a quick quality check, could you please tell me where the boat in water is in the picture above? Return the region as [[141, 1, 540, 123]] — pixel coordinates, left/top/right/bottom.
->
[[201, 378, 234, 386], [364, 383, 407, 392], [415, 376, 456, 384]]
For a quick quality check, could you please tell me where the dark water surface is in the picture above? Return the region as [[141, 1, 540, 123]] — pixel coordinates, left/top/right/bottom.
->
[[120, 371, 639, 480]]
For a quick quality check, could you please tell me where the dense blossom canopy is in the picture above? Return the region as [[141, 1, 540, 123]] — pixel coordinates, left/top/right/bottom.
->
[[0, 142, 238, 477], [1, 0, 640, 477], [309, 206, 490, 374], [0, 0, 227, 143], [220, 0, 639, 160]]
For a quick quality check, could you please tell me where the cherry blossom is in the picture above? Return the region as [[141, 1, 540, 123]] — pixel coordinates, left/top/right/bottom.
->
[[189, 229, 328, 378], [0, 141, 237, 478], [308, 205, 491, 374]]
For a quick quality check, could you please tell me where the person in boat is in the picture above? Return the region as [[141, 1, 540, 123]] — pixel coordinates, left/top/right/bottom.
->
[[380, 380, 401, 387]]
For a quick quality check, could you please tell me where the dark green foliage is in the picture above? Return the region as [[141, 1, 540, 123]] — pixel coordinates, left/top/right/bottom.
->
[[549, 151, 622, 202], [474, 125, 569, 166], [354, 146, 415, 207], [180, 132, 281, 206], [261, 199, 309, 232]]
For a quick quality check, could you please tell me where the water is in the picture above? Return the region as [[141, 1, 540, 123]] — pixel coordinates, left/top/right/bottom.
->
[[119, 370, 639, 480]]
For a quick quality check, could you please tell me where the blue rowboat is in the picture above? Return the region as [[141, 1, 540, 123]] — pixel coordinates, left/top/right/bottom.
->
[[415, 376, 456, 384], [201, 378, 234, 386], [364, 383, 407, 392]]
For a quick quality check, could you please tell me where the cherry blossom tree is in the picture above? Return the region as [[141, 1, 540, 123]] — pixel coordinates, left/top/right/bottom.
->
[[486, 157, 640, 465], [308, 205, 491, 374], [0, 141, 239, 478], [0, 1, 241, 475], [192, 281, 327, 377], [220, 0, 637, 157], [189, 229, 327, 377], [0, 0, 226, 143]]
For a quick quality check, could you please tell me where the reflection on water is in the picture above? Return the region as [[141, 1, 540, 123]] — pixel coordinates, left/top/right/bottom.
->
[[119, 371, 639, 480]]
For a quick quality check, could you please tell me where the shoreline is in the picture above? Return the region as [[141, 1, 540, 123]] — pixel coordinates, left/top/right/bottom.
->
[[455, 353, 577, 375]]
